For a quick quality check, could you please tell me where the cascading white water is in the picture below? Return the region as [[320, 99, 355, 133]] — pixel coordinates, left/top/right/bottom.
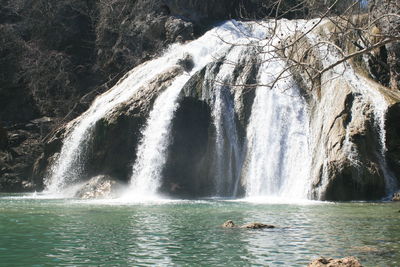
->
[[209, 47, 249, 196], [113, 22, 258, 198], [45, 17, 397, 200], [226, 20, 313, 199], [46, 21, 253, 197], [44, 20, 315, 199], [126, 20, 312, 199], [45, 54, 186, 194], [242, 52, 311, 199], [128, 76, 189, 197]]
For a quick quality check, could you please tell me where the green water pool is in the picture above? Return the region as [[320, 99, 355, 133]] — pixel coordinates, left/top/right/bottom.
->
[[0, 194, 399, 266]]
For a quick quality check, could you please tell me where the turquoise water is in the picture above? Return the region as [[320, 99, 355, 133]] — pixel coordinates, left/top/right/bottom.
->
[[0, 195, 399, 266]]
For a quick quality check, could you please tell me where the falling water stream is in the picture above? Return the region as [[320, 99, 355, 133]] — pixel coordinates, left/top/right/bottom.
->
[[242, 53, 311, 199]]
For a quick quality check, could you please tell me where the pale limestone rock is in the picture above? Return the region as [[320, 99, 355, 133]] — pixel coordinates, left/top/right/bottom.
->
[[75, 175, 119, 199], [308, 256, 363, 267]]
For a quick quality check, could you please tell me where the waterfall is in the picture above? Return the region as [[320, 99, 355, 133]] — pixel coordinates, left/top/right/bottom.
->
[[44, 18, 397, 200], [128, 76, 189, 197], [46, 19, 314, 199], [122, 20, 312, 199], [242, 52, 311, 199], [44, 54, 184, 194], [45, 21, 249, 195], [97, 21, 257, 198], [209, 47, 249, 197]]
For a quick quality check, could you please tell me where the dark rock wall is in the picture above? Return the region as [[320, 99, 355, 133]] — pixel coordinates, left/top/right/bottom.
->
[[386, 103, 400, 184], [162, 98, 214, 198]]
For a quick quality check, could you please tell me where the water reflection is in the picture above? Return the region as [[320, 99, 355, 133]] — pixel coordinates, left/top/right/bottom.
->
[[0, 196, 399, 266], [126, 207, 173, 266]]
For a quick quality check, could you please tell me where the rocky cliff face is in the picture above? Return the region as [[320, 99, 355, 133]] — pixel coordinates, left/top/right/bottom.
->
[[308, 79, 395, 200], [285, 19, 400, 200]]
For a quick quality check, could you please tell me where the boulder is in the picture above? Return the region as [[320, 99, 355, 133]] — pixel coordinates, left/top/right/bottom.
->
[[392, 191, 400, 201], [177, 53, 194, 72], [240, 222, 275, 229], [74, 175, 122, 199], [308, 257, 363, 267], [222, 220, 275, 229], [222, 220, 235, 228]]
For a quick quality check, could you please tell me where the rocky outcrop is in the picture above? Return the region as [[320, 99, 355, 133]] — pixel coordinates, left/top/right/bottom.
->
[[282, 19, 400, 201], [0, 118, 55, 192], [75, 175, 122, 199], [309, 81, 387, 200], [308, 257, 363, 267], [161, 97, 214, 197], [32, 17, 400, 199]]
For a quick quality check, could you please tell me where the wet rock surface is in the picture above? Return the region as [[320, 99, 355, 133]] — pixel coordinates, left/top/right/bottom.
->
[[222, 220, 236, 228], [308, 256, 363, 267], [239, 222, 275, 229], [222, 220, 275, 229], [393, 192, 400, 201], [74, 175, 123, 199]]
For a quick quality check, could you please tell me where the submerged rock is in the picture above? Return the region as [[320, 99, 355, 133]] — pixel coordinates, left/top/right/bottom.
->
[[222, 220, 235, 228], [308, 257, 363, 267], [240, 222, 275, 229], [74, 175, 122, 199], [222, 220, 275, 229]]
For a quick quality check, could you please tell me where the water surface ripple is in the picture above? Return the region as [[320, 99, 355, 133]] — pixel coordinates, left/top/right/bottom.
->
[[0, 195, 399, 266]]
